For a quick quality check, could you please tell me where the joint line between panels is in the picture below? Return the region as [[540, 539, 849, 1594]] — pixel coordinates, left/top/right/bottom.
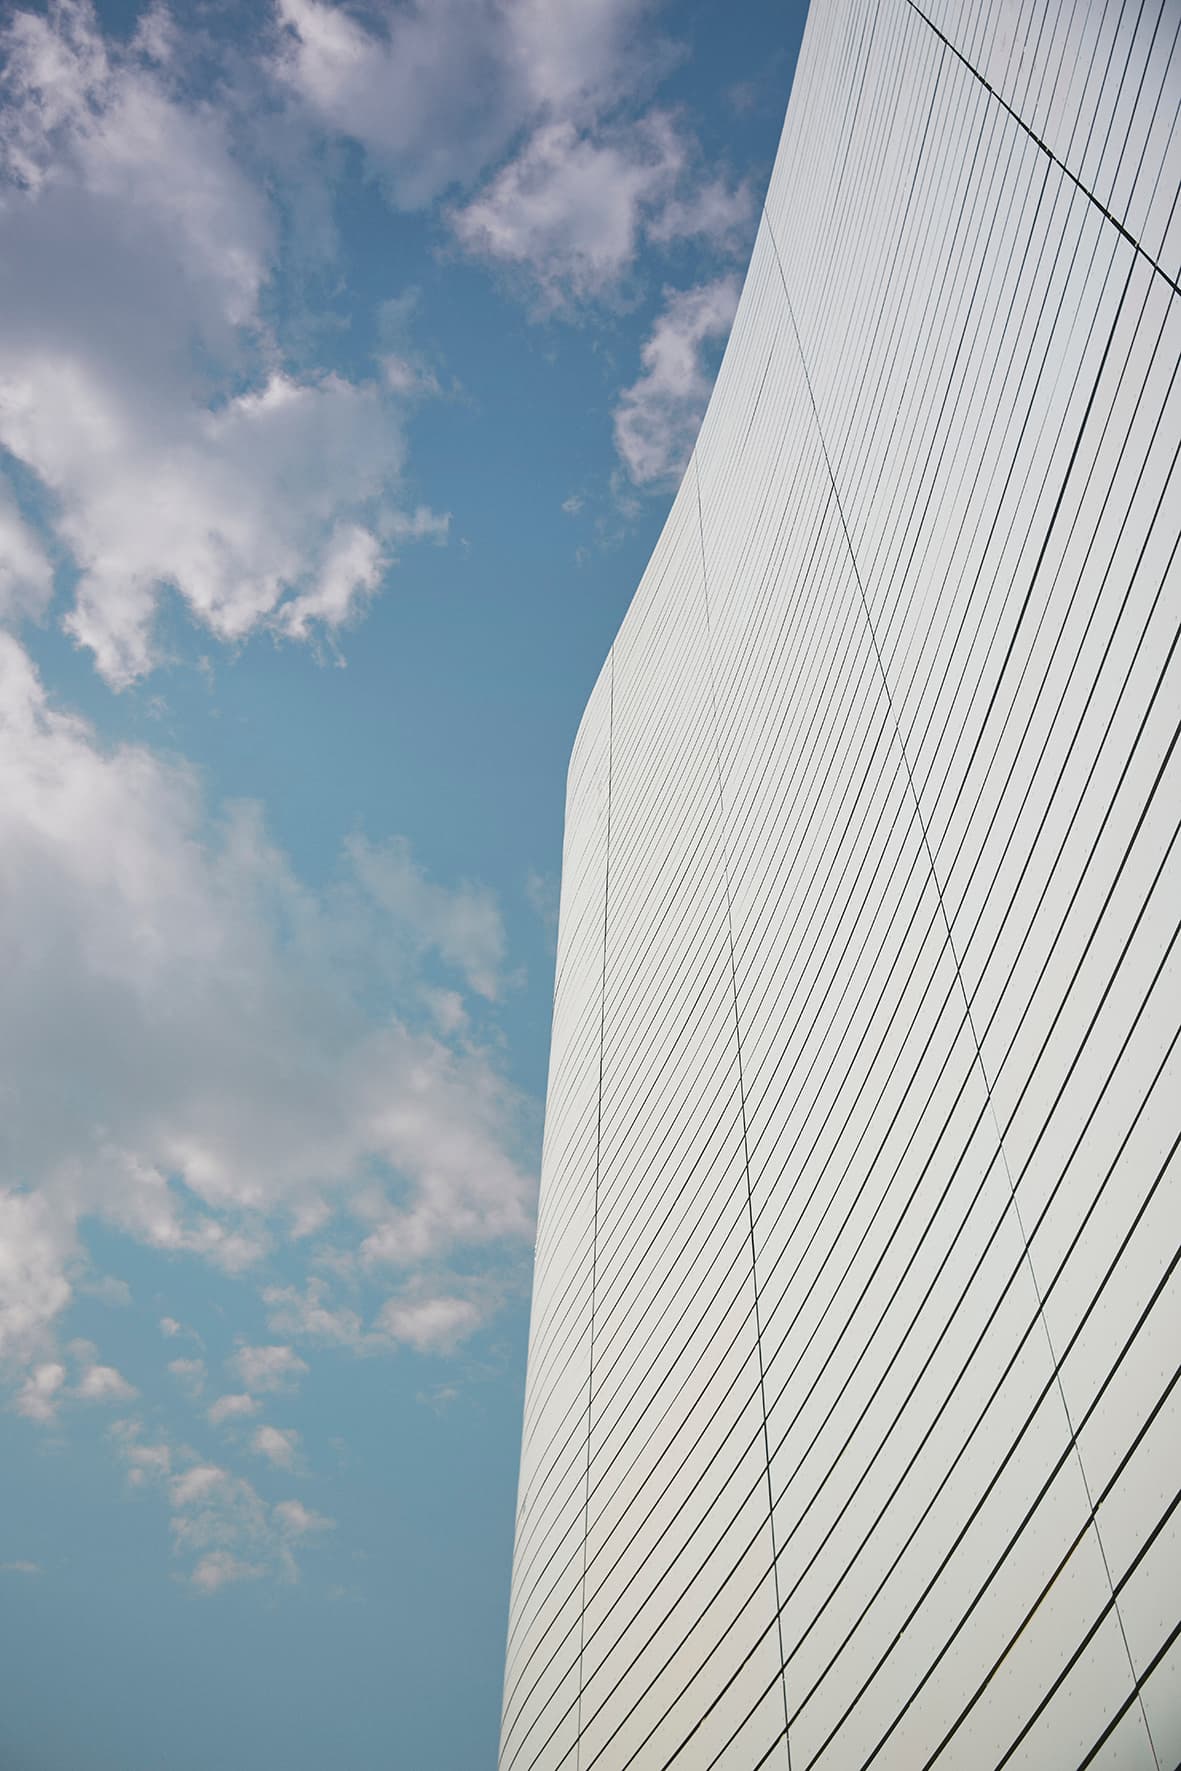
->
[[761, 193, 1161, 1766], [695, 452, 795, 1769], [904, 0, 1181, 300], [576, 649, 614, 1767]]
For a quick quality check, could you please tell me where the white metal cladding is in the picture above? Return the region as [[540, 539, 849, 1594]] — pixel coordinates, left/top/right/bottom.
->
[[499, 0, 1181, 1763]]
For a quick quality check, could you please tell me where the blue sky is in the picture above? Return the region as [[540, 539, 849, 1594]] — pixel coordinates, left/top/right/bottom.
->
[[0, 2, 806, 1764]]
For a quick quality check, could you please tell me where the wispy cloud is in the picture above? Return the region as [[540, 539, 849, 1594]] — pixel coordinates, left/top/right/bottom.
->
[[613, 275, 740, 485], [109, 1422, 332, 1591], [345, 834, 508, 1001], [167, 1358, 207, 1399], [262, 1272, 498, 1359]]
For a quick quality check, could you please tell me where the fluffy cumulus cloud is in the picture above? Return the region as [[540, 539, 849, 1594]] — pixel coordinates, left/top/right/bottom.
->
[[452, 113, 676, 305], [275, 0, 750, 311], [0, 632, 533, 1419], [375, 1291, 483, 1355], [0, 0, 747, 1613], [272, 0, 514, 207], [0, 3, 444, 684], [452, 113, 752, 308], [272, 0, 657, 206], [614, 275, 740, 485]]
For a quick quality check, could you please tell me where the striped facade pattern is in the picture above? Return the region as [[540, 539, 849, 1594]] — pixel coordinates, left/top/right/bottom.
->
[[500, 0, 1181, 1765]]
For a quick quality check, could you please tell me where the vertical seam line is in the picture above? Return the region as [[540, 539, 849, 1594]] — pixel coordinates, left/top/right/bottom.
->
[[576, 648, 613, 1765], [696, 454, 795, 1769]]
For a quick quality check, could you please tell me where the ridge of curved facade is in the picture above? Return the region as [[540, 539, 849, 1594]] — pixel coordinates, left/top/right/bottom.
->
[[500, 0, 1181, 1765]]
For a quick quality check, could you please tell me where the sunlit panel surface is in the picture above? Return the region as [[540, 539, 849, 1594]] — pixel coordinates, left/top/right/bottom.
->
[[501, 0, 1181, 1764]]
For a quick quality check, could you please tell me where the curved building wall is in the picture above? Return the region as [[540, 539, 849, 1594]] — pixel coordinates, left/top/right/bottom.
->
[[500, 0, 1181, 1765]]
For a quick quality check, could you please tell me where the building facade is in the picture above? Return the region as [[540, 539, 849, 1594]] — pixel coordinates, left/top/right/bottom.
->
[[500, 0, 1181, 1765]]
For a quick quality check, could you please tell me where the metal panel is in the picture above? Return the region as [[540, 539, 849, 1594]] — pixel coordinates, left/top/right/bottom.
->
[[500, 0, 1181, 1764]]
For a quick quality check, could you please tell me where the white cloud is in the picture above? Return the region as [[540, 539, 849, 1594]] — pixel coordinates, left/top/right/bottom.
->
[[277, 522, 383, 641], [171, 1464, 228, 1509], [74, 1360, 137, 1403], [110, 1418, 173, 1487], [0, 478, 53, 623], [646, 173, 754, 250], [0, 633, 532, 1412], [278, 507, 449, 641], [273, 0, 510, 208], [613, 275, 740, 485], [379, 355, 440, 399], [207, 1393, 260, 1427], [421, 987, 469, 1037], [451, 114, 686, 306], [263, 1279, 367, 1351], [0, 1559, 41, 1575], [230, 1346, 308, 1394], [127, 1444, 172, 1487], [0, 5, 440, 685], [190, 1550, 265, 1594], [0, 4, 268, 321], [0, 1190, 73, 1367], [262, 1271, 494, 1358], [273, 1498, 333, 1536], [505, 0, 663, 115], [452, 111, 752, 311], [276, 0, 739, 312], [112, 1422, 323, 1588], [15, 1361, 65, 1423], [49, 369, 410, 686], [273, 0, 656, 207], [170, 1462, 314, 1588], [375, 1293, 483, 1355], [251, 1424, 299, 1469]]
